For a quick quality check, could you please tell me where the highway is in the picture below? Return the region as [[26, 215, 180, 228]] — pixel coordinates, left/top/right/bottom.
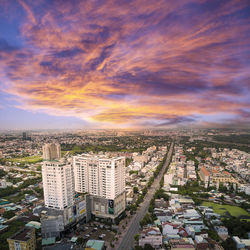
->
[[117, 141, 174, 250]]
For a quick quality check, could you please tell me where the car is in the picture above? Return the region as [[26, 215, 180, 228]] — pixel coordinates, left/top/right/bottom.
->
[[98, 234, 106, 239], [83, 234, 90, 240]]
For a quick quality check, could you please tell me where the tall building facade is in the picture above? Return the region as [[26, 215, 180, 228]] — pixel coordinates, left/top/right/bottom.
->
[[43, 143, 61, 160], [42, 160, 74, 210], [73, 154, 125, 199], [73, 154, 126, 221], [23, 132, 27, 140]]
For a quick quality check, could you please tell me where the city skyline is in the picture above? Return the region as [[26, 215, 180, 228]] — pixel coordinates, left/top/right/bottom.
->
[[0, 0, 250, 129]]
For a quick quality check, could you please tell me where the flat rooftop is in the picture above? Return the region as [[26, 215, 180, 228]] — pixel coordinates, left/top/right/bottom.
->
[[9, 227, 34, 241], [86, 240, 105, 250]]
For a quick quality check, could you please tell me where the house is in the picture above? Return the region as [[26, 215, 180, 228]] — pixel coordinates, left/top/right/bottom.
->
[[139, 227, 163, 249], [162, 222, 179, 236], [233, 236, 250, 250], [186, 226, 195, 238], [155, 212, 172, 223], [168, 238, 195, 249], [183, 209, 201, 219], [184, 220, 206, 230], [214, 226, 228, 238]]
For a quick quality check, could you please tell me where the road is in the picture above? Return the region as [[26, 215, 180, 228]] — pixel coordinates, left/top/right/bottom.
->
[[117, 141, 174, 250]]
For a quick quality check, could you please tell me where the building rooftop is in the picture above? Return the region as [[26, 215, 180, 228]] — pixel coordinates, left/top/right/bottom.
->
[[201, 167, 210, 176], [42, 237, 56, 246], [8, 227, 34, 242], [25, 221, 41, 229], [85, 240, 105, 250]]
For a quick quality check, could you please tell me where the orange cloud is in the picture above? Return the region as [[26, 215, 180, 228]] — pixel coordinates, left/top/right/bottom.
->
[[0, 0, 249, 127]]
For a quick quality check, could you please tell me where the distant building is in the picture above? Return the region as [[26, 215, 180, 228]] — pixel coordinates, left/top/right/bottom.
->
[[73, 154, 126, 221], [0, 179, 7, 188], [42, 160, 74, 210], [7, 227, 36, 250], [22, 132, 27, 140], [200, 167, 210, 186], [42, 143, 61, 160], [199, 166, 236, 187]]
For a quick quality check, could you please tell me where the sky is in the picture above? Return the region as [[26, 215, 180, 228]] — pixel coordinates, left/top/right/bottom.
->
[[0, 0, 249, 130]]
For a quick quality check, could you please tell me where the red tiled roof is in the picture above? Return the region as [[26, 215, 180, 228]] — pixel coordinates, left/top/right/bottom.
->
[[212, 169, 219, 174], [201, 167, 210, 176], [223, 171, 230, 175]]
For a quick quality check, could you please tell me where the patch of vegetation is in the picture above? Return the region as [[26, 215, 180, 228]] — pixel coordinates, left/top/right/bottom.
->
[[7, 155, 43, 164], [0, 177, 41, 198], [202, 201, 250, 218], [140, 213, 153, 227], [2, 210, 15, 219], [187, 140, 250, 153], [213, 134, 250, 145], [0, 220, 26, 250], [221, 237, 237, 250], [126, 158, 133, 167], [0, 169, 7, 178], [223, 217, 250, 238]]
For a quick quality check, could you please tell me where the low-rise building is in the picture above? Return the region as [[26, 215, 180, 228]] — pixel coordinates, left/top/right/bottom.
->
[[85, 240, 105, 250], [7, 227, 36, 250], [233, 236, 250, 250], [214, 226, 228, 238], [139, 227, 163, 249]]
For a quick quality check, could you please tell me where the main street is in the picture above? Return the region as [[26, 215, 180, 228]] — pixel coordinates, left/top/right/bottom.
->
[[117, 141, 174, 250]]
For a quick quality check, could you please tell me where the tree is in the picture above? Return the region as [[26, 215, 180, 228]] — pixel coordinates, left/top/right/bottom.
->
[[223, 218, 250, 238], [134, 234, 140, 242], [143, 244, 155, 250], [134, 246, 143, 250], [133, 187, 139, 193], [140, 213, 152, 227], [0, 169, 6, 178], [221, 237, 237, 250], [3, 210, 15, 219], [76, 237, 84, 245]]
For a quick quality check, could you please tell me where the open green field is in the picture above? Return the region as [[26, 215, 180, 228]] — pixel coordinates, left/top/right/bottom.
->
[[202, 201, 250, 218], [8, 155, 42, 164]]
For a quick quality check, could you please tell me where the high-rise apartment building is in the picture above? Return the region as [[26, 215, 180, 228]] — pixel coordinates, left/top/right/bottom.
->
[[43, 143, 61, 160], [42, 160, 74, 210], [73, 154, 125, 199], [73, 154, 126, 221], [23, 132, 27, 140]]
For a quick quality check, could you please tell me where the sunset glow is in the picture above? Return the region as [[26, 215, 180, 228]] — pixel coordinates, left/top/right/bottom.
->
[[0, 0, 249, 129]]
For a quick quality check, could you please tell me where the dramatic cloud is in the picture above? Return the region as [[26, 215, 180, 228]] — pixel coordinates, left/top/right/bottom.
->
[[0, 0, 250, 128]]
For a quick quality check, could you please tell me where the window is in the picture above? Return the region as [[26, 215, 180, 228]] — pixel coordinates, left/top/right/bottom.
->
[[14, 241, 21, 250]]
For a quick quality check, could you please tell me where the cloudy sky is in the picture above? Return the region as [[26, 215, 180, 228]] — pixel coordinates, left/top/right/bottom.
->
[[0, 0, 249, 129]]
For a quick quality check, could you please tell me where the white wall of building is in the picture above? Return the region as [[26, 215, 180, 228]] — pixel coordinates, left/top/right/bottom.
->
[[42, 161, 74, 210], [73, 155, 125, 200]]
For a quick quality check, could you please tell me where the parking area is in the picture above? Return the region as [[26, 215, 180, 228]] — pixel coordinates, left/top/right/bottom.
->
[[64, 221, 116, 247]]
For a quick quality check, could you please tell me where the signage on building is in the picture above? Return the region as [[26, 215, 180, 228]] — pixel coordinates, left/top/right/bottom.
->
[[79, 201, 86, 215], [108, 199, 114, 214]]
